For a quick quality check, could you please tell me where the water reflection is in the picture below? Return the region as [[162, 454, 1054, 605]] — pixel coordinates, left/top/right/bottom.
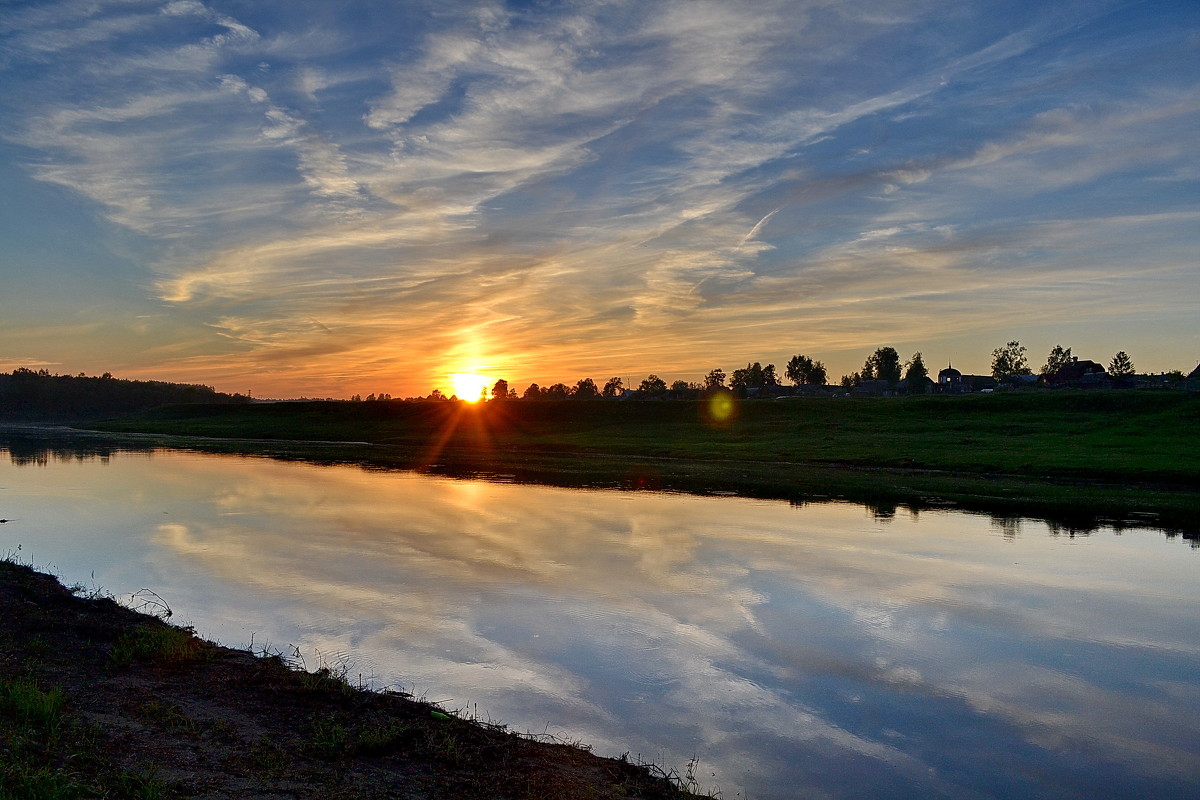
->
[[2, 439, 1199, 799], [2, 428, 150, 466]]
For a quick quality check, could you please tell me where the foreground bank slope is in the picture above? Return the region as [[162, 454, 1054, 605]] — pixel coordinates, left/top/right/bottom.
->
[[0, 559, 704, 800], [85, 391, 1200, 530]]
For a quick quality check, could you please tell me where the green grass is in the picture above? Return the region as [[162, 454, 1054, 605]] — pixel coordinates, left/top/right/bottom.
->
[[0, 677, 64, 735], [306, 713, 353, 760], [83, 390, 1200, 529], [0, 676, 168, 800], [88, 390, 1200, 479], [109, 623, 206, 668]]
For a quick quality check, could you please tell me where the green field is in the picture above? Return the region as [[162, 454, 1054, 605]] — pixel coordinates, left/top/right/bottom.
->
[[86, 390, 1200, 531]]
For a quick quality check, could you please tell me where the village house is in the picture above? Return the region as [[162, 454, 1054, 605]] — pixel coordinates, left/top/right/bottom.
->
[[1044, 357, 1109, 388], [851, 379, 893, 397]]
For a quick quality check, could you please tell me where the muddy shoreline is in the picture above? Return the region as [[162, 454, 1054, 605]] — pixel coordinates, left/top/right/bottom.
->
[[0, 559, 704, 799]]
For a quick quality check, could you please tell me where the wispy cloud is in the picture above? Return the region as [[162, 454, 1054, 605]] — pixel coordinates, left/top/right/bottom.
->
[[2, 0, 1197, 395]]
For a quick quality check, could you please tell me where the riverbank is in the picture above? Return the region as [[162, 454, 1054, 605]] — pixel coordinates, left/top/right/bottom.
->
[[0, 558, 704, 799], [81, 391, 1200, 531]]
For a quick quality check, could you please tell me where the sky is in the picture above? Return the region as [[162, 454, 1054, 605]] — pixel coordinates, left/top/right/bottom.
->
[[1, 0, 1197, 399]]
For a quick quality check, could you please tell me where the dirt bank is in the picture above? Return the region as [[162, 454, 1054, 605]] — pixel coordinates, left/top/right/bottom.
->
[[0, 559, 704, 799]]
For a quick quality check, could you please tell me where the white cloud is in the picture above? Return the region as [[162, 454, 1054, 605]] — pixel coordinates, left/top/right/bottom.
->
[[295, 66, 330, 100], [2, 0, 1197, 391]]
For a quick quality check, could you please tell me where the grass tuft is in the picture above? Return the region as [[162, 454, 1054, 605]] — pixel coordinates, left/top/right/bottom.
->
[[355, 718, 415, 756], [0, 677, 76, 800], [0, 677, 64, 736], [0, 763, 81, 800], [109, 624, 205, 667], [106, 767, 170, 800], [306, 713, 352, 760]]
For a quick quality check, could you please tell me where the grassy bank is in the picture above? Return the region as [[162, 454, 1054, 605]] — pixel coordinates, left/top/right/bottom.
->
[[84, 390, 1200, 530], [0, 558, 706, 799]]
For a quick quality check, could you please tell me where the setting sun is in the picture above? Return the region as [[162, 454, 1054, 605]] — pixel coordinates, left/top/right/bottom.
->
[[449, 372, 494, 402]]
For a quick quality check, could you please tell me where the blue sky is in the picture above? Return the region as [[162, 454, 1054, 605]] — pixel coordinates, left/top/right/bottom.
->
[[2, 0, 1197, 397]]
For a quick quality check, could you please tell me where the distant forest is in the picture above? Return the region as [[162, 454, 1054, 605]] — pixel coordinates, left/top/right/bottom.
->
[[0, 368, 250, 421]]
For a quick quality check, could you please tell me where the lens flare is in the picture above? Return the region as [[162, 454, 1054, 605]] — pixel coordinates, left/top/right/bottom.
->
[[702, 388, 737, 427]]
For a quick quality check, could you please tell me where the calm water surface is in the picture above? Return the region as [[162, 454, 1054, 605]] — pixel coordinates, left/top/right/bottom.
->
[[2, 438, 1198, 799]]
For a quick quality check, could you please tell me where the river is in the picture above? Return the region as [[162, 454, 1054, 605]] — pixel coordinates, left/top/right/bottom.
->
[[1, 430, 1198, 799]]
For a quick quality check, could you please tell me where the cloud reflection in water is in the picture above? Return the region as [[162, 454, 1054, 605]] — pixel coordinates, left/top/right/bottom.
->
[[3, 449, 1199, 799]]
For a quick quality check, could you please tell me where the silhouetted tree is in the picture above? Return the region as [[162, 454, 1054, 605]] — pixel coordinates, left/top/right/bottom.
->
[[786, 354, 811, 385], [1109, 351, 1135, 378], [904, 352, 929, 394], [1041, 344, 1073, 376], [602, 377, 623, 397], [572, 377, 598, 399], [730, 364, 750, 391], [730, 362, 779, 396], [545, 382, 570, 400], [864, 347, 902, 386], [491, 379, 509, 400], [905, 352, 928, 383], [762, 363, 779, 387], [638, 374, 667, 396], [522, 383, 543, 399], [0, 368, 247, 421], [704, 368, 726, 389], [991, 340, 1032, 381], [810, 361, 827, 386], [786, 354, 827, 386]]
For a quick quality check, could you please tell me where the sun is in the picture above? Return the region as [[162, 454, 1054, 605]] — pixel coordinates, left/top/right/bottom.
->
[[449, 372, 494, 402]]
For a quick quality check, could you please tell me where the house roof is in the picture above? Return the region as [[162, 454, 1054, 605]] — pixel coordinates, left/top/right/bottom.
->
[[937, 364, 962, 380], [1048, 359, 1106, 384]]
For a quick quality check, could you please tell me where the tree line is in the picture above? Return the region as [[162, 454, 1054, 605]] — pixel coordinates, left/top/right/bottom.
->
[[987, 341, 1140, 381], [403, 341, 1185, 403], [0, 368, 250, 421], [388, 352, 834, 403]]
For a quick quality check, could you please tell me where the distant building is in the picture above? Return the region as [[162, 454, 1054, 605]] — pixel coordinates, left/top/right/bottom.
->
[[899, 376, 935, 395], [937, 364, 970, 393], [963, 374, 997, 392], [852, 379, 892, 397], [937, 364, 962, 385], [1045, 357, 1109, 388]]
